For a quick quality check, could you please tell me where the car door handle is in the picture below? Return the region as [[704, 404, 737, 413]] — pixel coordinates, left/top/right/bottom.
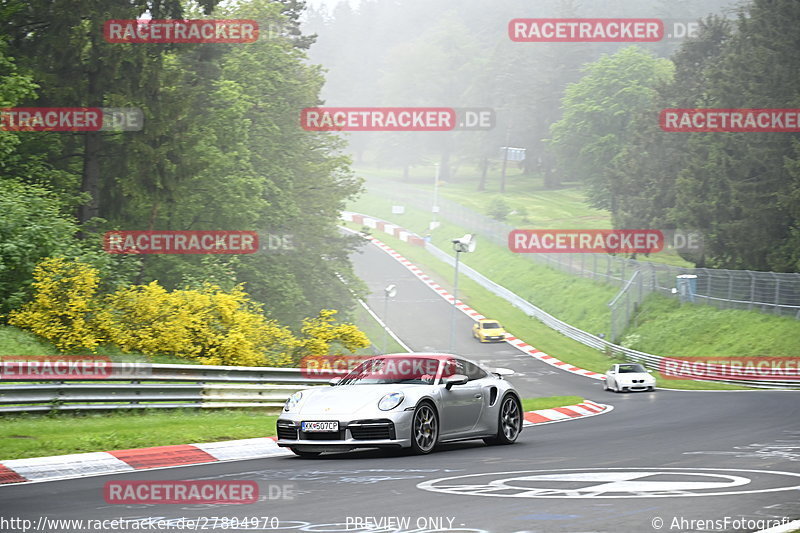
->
[[474, 394, 482, 399]]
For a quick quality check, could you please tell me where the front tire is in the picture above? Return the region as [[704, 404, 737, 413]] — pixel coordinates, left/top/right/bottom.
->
[[484, 395, 522, 445], [290, 448, 321, 458], [410, 402, 439, 455]]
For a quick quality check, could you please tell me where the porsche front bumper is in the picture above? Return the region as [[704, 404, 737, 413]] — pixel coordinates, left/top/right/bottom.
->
[[276, 410, 414, 450]]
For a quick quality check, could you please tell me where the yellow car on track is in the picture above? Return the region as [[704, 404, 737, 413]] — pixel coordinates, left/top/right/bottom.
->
[[472, 319, 507, 343]]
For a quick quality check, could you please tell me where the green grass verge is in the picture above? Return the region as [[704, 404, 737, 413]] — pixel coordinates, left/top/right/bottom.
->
[[0, 325, 196, 365], [623, 297, 800, 358], [1, 396, 580, 460], [521, 396, 584, 411], [0, 409, 279, 460], [0, 326, 59, 357], [343, 221, 750, 391]]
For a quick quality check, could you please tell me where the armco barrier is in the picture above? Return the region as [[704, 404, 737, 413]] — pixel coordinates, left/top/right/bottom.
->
[[0, 363, 328, 413], [344, 211, 800, 390]]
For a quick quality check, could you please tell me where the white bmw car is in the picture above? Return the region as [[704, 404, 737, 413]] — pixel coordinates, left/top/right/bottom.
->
[[604, 363, 656, 392], [276, 353, 523, 457]]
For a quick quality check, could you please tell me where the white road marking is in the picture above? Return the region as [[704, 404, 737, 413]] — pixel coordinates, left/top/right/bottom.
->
[[418, 467, 800, 499]]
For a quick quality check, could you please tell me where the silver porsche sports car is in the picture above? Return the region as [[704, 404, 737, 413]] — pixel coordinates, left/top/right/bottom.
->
[[276, 353, 523, 457]]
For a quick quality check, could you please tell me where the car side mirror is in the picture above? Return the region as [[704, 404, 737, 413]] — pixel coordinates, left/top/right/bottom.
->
[[329, 377, 342, 386], [608, 370, 615, 374], [444, 374, 469, 389]]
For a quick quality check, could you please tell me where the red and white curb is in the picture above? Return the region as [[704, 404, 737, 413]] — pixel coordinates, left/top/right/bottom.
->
[[523, 399, 612, 426], [505, 336, 605, 380], [0, 402, 610, 485], [0, 437, 286, 486], [342, 212, 605, 381]]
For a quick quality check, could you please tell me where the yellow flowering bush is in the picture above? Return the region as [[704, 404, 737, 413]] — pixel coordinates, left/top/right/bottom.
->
[[9, 258, 369, 367], [295, 309, 370, 361], [7, 257, 105, 351], [99, 282, 299, 366]]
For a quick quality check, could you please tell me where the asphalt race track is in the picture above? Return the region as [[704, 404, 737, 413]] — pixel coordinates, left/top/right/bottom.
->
[[0, 239, 798, 533]]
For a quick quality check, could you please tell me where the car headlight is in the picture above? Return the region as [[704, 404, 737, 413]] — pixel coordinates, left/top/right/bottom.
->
[[378, 392, 404, 411], [284, 391, 303, 412]]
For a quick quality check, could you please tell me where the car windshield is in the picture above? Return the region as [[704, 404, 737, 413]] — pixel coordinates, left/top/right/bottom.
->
[[482, 322, 501, 329], [339, 357, 441, 385], [618, 364, 647, 373]]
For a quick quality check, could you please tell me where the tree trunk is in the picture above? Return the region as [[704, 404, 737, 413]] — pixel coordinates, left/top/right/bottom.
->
[[477, 156, 488, 191], [439, 149, 451, 182], [542, 152, 561, 189], [79, 131, 102, 229], [78, 40, 102, 234], [500, 147, 508, 194], [544, 166, 561, 189]]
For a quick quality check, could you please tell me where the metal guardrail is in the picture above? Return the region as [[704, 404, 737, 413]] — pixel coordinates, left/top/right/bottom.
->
[[348, 211, 799, 390], [0, 363, 327, 414]]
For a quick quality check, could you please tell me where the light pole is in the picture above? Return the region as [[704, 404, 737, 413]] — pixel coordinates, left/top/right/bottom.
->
[[431, 163, 440, 231], [500, 121, 511, 194], [382, 284, 397, 353], [448, 234, 476, 352]]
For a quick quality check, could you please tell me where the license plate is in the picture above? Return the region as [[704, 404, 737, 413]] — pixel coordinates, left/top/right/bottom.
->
[[301, 421, 339, 432]]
